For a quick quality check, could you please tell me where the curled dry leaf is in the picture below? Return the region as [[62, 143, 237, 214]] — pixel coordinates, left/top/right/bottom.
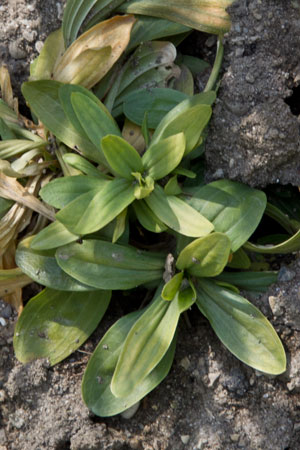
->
[[122, 119, 146, 153], [53, 15, 136, 89], [0, 173, 55, 221], [0, 243, 31, 314], [0, 65, 18, 113]]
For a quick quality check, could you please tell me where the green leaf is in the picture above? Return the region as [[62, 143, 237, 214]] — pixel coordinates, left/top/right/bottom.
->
[[151, 93, 214, 154], [63, 153, 107, 178], [196, 279, 286, 375], [15, 236, 96, 291], [123, 88, 189, 128], [119, 0, 233, 34], [40, 175, 107, 209], [58, 84, 113, 160], [21, 81, 105, 165], [0, 197, 14, 218], [127, 15, 190, 51], [118, 41, 177, 98], [145, 185, 214, 237], [164, 175, 182, 196], [179, 54, 210, 76], [132, 200, 168, 233], [56, 178, 135, 235], [162, 272, 183, 300], [176, 232, 231, 277], [227, 247, 251, 269], [111, 290, 194, 398], [56, 239, 164, 290], [29, 29, 65, 81], [142, 133, 185, 180], [30, 221, 79, 251], [215, 271, 278, 293], [173, 64, 194, 96], [244, 229, 300, 254], [14, 288, 111, 365], [71, 92, 121, 152], [0, 117, 16, 139], [101, 135, 143, 179], [82, 308, 176, 417], [112, 208, 127, 243], [183, 179, 267, 252]]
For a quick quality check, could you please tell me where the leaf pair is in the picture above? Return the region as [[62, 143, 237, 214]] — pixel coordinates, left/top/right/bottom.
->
[[17, 237, 165, 291]]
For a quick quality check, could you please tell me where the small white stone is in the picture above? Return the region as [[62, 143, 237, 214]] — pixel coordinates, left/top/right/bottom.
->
[[180, 435, 190, 445], [0, 317, 7, 327]]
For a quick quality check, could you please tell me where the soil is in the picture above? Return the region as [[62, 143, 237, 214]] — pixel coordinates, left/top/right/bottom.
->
[[1, 1, 300, 449]]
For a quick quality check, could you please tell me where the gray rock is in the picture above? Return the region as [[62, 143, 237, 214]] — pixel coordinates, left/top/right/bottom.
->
[[8, 40, 26, 59], [278, 266, 296, 282]]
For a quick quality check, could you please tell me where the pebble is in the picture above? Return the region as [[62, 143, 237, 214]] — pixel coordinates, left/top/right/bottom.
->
[[35, 40, 44, 53], [230, 434, 240, 442], [0, 390, 6, 402], [23, 30, 37, 42], [0, 318, 6, 327], [222, 369, 249, 397], [179, 356, 191, 371], [268, 296, 284, 317], [8, 40, 26, 59], [208, 371, 220, 387], [1, 304, 12, 319], [180, 435, 190, 445], [278, 266, 296, 282], [245, 73, 255, 84], [205, 36, 216, 48]]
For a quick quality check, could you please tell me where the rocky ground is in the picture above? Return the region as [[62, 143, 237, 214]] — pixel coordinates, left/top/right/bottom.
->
[[1, 1, 300, 449]]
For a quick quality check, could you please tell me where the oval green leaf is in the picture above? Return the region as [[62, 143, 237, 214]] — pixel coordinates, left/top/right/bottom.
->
[[40, 175, 107, 209], [183, 179, 267, 252], [145, 185, 214, 237], [21, 80, 105, 164], [196, 279, 286, 375], [176, 232, 231, 277], [111, 290, 194, 398], [55, 239, 165, 290], [56, 178, 135, 235], [16, 236, 95, 291], [82, 308, 176, 417], [30, 221, 79, 251], [101, 134, 143, 179], [142, 132, 185, 180], [14, 288, 111, 365]]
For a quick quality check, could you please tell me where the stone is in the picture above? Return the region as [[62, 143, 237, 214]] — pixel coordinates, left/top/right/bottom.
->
[[8, 40, 26, 59]]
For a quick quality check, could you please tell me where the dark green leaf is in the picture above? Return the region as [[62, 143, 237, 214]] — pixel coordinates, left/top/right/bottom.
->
[[123, 88, 189, 128], [16, 236, 96, 291], [215, 271, 278, 293], [183, 179, 267, 252], [56, 239, 164, 290]]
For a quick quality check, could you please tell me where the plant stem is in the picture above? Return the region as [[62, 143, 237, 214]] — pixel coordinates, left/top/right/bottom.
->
[[204, 35, 224, 93]]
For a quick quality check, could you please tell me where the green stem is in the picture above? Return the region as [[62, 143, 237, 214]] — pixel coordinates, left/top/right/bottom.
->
[[204, 35, 224, 93]]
